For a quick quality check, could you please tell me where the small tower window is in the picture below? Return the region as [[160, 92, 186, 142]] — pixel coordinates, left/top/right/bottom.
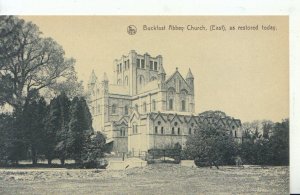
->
[[178, 128, 180, 135], [172, 127, 175, 134], [154, 62, 158, 70], [135, 104, 139, 111], [158, 121, 161, 125], [155, 126, 158, 134], [141, 59, 145, 69], [137, 59, 141, 68], [161, 127, 164, 134], [189, 128, 192, 134]]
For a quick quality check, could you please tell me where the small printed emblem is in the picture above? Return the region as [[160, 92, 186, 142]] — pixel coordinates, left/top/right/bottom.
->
[[127, 25, 137, 35]]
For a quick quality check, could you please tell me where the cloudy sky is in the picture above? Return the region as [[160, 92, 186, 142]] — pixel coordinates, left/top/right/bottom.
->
[[22, 16, 288, 122]]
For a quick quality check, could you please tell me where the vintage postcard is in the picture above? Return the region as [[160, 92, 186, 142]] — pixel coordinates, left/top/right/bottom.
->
[[0, 15, 290, 194]]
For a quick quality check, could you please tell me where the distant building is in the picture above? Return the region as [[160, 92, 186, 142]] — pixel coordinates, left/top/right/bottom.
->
[[87, 50, 243, 155]]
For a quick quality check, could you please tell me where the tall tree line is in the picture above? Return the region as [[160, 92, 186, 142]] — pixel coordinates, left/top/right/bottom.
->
[[0, 94, 105, 165]]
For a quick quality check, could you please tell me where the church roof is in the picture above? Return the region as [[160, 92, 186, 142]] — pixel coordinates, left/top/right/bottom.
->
[[186, 68, 194, 79]]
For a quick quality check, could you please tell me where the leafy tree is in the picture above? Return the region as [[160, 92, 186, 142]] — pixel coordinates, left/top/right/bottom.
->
[[186, 124, 237, 169], [43, 97, 60, 164], [0, 113, 15, 163], [67, 97, 93, 164], [82, 132, 106, 163], [22, 95, 47, 165], [0, 16, 79, 111], [269, 119, 289, 165], [54, 93, 71, 165]]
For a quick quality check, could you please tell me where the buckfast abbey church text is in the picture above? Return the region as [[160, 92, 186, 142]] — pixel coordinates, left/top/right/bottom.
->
[[87, 50, 243, 155]]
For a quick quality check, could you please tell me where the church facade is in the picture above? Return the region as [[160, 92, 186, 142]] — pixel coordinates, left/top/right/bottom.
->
[[87, 50, 243, 156]]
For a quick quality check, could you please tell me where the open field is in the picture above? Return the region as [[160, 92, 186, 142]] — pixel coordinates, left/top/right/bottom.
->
[[0, 164, 288, 195]]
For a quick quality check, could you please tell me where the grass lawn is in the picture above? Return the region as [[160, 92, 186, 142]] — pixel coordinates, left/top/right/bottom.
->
[[0, 164, 288, 194]]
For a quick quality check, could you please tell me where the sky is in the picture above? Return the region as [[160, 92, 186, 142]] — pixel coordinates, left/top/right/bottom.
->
[[21, 16, 289, 123]]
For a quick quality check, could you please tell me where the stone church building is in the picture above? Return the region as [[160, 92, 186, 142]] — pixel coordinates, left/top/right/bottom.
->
[[87, 50, 243, 155]]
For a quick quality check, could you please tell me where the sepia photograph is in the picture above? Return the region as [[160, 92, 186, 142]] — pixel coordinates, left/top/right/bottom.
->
[[0, 15, 290, 194]]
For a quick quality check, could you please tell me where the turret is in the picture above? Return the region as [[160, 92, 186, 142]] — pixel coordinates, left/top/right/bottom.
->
[[158, 64, 166, 82], [88, 69, 97, 89], [186, 68, 194, 93], [101, 72, 109, 95]]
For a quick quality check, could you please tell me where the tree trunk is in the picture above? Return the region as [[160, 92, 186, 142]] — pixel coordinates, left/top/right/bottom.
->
[[32, 148, 37, 165], [212, 161, 219, 169], [48, 159, 52, 165], [60, 158, 65, 165]]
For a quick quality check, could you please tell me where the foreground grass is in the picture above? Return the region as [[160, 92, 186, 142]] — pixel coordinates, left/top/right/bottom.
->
[[0, 164, 288, 195]]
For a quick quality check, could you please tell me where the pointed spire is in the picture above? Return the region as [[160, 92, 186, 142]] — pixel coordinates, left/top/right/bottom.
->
[[186, 68, 194, 79], [89, 69, 97, 84], [102, 72, 108, 81]]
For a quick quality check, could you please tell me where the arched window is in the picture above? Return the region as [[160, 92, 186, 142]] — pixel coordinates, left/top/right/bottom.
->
[[150, 76, 157, 81], [234, 131, 237, 138], [135, 104, 139, 111], [180, 90, 187, 111], [168, 88, 175, 111], [152, 100, 156, 111], [169, 99, 173, 110], [172, 127, 175, 134], [161, 127, 164, 134], [178, 128, 180, 135], [120, 127, 125, 137], [189, 128, 192, 134], [132, 122, 138, 134], [181, 100, 186, 111], [112, 104, 117, 114], [139, 75, 145, 86], [124, 105, 128, 115], [124, 76, 128, 86], [117, 79, 122, 85], [143, 102, 147, 112], [155, 126, 158, 134]]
